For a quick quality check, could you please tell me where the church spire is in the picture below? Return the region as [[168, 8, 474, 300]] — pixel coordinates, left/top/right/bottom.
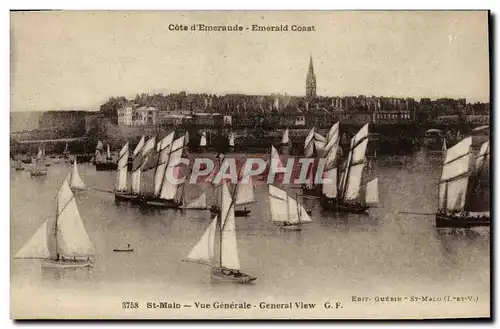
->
[[306, 54, 317, 99]]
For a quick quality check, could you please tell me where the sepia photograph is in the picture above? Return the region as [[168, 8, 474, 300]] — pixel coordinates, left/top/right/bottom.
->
[[9, 10, 491, 319]]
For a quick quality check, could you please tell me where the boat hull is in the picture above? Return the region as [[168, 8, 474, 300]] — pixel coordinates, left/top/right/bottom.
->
[[42, 259, 93, 269], [113, 249, 134, 252], [280, 224, 302, 231], [320, 198, 370, 214], [30, 171, 47, 177], [142, 198, 182, 209], [210, 206, 250, 217], [114, 192, 141, 204], [435, 214, 490, 228], [95, 162, 118, 171], [210, 267, 256, 284]]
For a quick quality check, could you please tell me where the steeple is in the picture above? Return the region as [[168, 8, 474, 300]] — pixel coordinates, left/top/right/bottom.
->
[[306, 54, 316, 99]]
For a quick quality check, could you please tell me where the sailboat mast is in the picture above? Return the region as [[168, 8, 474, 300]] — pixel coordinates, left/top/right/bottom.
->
[[219, 183, 223, 267]]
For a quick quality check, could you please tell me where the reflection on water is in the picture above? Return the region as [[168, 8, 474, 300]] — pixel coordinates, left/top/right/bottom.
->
[[10, 153, 490, 318]]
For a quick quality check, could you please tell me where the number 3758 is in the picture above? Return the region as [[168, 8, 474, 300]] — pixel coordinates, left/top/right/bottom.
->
[[122, 301, 139, 309]]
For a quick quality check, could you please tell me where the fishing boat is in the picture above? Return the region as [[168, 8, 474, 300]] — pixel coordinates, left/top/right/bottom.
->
[[13, 158, 24, 171], [322, 123, 379, 213], [181, 193, 209, 210], [14, 179, 95, 268], [30, 146, 48, 177], [435, 138, 490, 228], [268, 184, 313, 231], [66, 158, 86, 191], [184, 181, 256, 284], [142, 133, 185, 209], [113, 243, 134, 252], [95, 141, 118, 171]]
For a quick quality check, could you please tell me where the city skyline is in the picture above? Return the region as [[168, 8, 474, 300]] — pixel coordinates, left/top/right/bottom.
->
[[10, 11, 490, 112]]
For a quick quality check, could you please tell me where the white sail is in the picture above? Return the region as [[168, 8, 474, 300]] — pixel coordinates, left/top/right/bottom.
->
[[304, 127, 315, 147], [140, 136, 157, 196], [159, 136, 185, 200], [304, 140, 315, 158], [282, 129, 290, 144], [14, 221, 50, 259], [182, 193, 208, 209], [269, 145, 285, 173], [185, 215, 217, 264], [95, 140, 104, 155], [220, 181, 240, 270], [116, 142, 129, 191], [474, 140, 490, 173], [131, 136, 145, 194], [200, 132, 207, 147], [268, 185, 289, 223], [313, 139, 326, 155], [235, 181, 255, 206], [286, 196, 312, 224], [184, 131, 190, 145], [70, 159, 86, 190], [351, 139, 369, 164], [326, 122, 339, 142], [56, 180, 95, 258], [365, 178, 379, 205], [441, 153, 471, 181], [154, 132, 175, 196], [229, 133, 235, 147], [444, 137, 472, 164], [324, 146, 339, 169], [107, 144, 111, 158], [314, 132, 326, 143], [322, 167, 338, 199], [353, 123, 369, 146], [442, 138, 447, 151], [438, 137, 473, 214], [133, 136, 145, 156], [344, 163, 366, 201]]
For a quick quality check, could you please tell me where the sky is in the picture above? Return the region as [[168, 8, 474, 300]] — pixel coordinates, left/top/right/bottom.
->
[[10, 10, 490, 111]]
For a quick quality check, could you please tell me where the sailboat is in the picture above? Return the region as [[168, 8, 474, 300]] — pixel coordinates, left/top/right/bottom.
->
[[268, 184, 313, 231], [14, 179, 95, 268], [30, 146, 48, 177], [95, 141, 118, 171], [281, 128, 291, 146], [322, 123, 379, 213], [143, 133, 186, 209], [184, 180, 256, 284], [181, 193, 209, 210], [442, 138, 447, 152], [13, 157, 24, 171], [200, 132, 208, 148], [63, 142, 70, 157], [66, 159, 86, 191], [435, 137, 490, 228], [228, 132, 235, 148]]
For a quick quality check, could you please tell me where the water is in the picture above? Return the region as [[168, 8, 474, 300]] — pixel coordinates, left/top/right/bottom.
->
[[10, 153, 490, 319]]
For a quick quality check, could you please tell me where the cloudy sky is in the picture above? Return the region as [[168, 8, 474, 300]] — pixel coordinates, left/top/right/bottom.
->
[[10, 10, 490, 111]]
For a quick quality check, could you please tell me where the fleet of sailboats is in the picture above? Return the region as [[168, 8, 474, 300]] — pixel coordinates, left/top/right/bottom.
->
[[12, 122, 492, 285], [320, 123, 379, 213]]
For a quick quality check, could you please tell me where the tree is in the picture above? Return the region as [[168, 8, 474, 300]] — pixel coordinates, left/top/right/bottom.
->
[[99, 96, 129, 123]]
